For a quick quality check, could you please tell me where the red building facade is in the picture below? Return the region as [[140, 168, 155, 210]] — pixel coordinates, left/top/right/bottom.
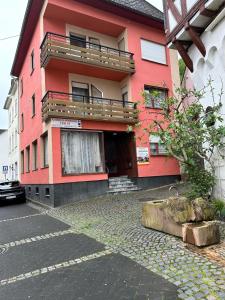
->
[[11, 0, 180, 206]]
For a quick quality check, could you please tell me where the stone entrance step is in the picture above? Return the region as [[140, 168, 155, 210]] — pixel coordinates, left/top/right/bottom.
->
[[108, 176, 141, 194]]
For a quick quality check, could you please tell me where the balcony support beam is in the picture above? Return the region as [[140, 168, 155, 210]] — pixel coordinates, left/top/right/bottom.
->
[[173, 39, 193, 72], [185, 25, 206, 57]]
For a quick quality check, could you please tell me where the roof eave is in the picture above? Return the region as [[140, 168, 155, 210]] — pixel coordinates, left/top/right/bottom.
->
[[76, 0, 164, 28], [105, 1, 164, 23], [11, 0, 164, 77], [11, 0, 45, 77]]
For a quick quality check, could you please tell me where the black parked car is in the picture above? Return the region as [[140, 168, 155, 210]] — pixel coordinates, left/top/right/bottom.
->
[[0, 181, 26, 204]]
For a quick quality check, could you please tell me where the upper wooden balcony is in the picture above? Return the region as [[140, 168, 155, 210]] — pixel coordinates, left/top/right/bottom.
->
[[42, 91, 138, 124], [40, 32, 135, 78]]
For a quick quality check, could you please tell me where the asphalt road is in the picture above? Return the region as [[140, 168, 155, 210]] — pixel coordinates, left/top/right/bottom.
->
[[0, 203, 178, 300]]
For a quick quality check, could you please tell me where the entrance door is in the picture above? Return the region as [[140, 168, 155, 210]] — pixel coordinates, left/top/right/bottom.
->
[[104, 132, 137, 177]]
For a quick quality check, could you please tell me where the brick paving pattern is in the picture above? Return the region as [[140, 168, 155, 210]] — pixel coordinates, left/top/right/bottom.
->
[[48, 191, 225, 300]]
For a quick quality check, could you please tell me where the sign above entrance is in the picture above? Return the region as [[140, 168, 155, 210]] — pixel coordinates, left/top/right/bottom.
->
[[137, 147, 150, 165], [51, 119, 82, 129]]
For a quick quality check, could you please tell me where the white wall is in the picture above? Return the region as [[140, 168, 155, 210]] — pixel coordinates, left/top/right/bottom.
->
[[186, 14, 225, 199], [5, 79, 20, 181], [0, 130, 9, 181]]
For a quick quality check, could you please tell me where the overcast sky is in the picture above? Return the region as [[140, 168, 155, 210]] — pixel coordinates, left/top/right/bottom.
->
[[0, 0, 163, 129]]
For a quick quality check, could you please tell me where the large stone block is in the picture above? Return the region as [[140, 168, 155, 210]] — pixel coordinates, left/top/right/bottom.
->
[[191, 198, 215, 221], [142, 197, 216, 241], [142, 200, 183, 237], [182, 222, 220, 247]]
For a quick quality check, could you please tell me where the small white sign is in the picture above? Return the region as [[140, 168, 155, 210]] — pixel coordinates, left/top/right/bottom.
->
[[2, 166, 8, 174], [137, 147, 150, 165], [51, 119, 82, 129]]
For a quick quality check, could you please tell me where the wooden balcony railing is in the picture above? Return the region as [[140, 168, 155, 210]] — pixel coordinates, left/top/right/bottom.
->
[[40, 32, 135, 74], [42, 91, 138, 124]]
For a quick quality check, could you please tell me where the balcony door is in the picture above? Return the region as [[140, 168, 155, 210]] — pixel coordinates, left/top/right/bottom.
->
[[70, 34, 86, 48], [118, 38, 125, 51], [70, 34, 86, 59], [72, 82, 89, 103], [72, 82, 103, 105], [89, 37, 100, 51], [91, 85, 103, 104]]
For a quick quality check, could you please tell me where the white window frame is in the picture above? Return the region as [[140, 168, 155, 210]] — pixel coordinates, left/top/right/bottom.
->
[[149, 135, 168, 156]]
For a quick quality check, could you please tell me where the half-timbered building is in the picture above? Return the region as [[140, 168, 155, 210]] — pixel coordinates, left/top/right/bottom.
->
[[164, 0, 225, 199]]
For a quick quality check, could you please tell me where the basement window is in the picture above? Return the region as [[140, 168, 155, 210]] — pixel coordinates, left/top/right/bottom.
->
[[35, 187, 39, 195], [45, 188, 50, 197]]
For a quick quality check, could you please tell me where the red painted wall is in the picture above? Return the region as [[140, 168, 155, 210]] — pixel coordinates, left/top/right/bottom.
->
[[19, 18, 49, 185], [44, 0, 180, 182], [127, 20, 180, 177], [20, 0, 180, 186]]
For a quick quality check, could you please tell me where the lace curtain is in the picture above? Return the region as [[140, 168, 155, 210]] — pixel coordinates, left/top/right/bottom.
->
[[62, 131, 103, 174]]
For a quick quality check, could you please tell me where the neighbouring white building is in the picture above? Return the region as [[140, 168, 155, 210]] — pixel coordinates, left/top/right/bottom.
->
[[164, 0, 225, 199], [4, 78, 20, 181], [0, 129, 9, 181]]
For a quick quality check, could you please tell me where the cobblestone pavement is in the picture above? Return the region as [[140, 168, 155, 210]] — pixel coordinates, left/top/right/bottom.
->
[[0, 203, 178, 299], [48, 190, 225, 300]]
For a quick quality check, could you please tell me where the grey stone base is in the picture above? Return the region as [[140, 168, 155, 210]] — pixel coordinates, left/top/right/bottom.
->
[[25, 180, 109, 208], [134, 175, 181, 190], [24, 175, 181, 207]]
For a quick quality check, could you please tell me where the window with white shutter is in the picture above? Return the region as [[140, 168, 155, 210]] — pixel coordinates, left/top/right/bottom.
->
[[141, 39, 166, 64]]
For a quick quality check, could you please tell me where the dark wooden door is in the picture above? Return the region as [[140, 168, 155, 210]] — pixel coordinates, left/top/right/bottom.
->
[[104, 132, 137, 177]]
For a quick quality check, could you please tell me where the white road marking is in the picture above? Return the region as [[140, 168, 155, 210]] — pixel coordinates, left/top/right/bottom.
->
[[0, 250, 112, 287], [0, 213, 45, 223], [0, 229, 75, 251]]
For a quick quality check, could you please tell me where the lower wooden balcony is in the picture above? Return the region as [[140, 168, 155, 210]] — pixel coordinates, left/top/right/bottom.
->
[[42, 91, 138, 124]]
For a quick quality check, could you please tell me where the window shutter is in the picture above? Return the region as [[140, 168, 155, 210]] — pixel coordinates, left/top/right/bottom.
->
[[141, 40, 166, 64]]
